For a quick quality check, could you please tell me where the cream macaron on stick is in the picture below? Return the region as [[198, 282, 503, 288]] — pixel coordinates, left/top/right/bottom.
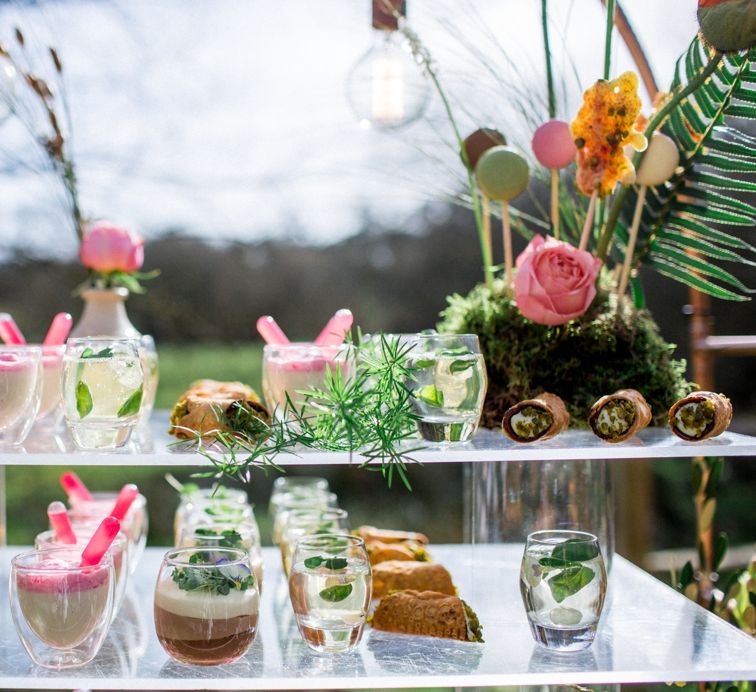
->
[[618, 132, 680, 295], [532, 120, 577, 240], [462, 128, 507, 276], [475, 146, 529, 286]]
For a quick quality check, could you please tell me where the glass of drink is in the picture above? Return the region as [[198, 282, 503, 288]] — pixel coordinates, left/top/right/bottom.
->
[[272, 491, 339, 546], [35, 344, 66, 426], [10, 547, 115, 669], [154, 547, 259, 666], [0, 345, 42, 446], [289, 534, 371, 654], [62, 337, 144, 450], [520, 530, 607, 652], [138, 334, 159, 424], [269, 476, 329, 517], [406, 333, 487, 443], [262, 343, 356, 419], [174, 485, 249, 542], [280, 508, 350, 577]]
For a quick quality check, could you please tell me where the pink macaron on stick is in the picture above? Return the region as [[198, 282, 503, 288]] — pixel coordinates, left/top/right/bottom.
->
[[60, 472, 94, 502], [43, 312, 73, 346], [110, 484, 139, 521], [314, 309, 353, 346], [0, 313, 26, 345], [80, 516, 120, 567], [47, 501, 78, 545], [256, 315, 290, 345]]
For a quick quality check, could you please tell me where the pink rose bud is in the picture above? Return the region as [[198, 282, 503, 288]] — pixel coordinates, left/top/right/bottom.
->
[[80, 222, 144, 273], [514, 235, 602, 326]]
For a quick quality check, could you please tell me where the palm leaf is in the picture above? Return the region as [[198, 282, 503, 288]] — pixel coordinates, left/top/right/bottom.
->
[[620, 38, 756, 300]]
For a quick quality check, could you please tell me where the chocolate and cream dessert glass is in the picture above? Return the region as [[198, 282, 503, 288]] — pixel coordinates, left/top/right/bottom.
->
[[10, 547, 115, 669], [0, 345, 42, 447], [154, 548, 259, 666]]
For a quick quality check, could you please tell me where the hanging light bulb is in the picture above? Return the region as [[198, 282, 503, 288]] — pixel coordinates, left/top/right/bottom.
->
[[346, 0, 430, 131]]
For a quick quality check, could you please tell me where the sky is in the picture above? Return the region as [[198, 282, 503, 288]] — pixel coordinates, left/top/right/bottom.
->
[[0, 0, 700, 259]]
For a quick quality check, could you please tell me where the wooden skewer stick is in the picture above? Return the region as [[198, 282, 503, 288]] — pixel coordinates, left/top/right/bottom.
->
[[578, 190, 598, 252], [482, 194, 493, 277], [502, 200, 513, 286], [551, 168, 560, 240], [618, 185, 647, 295]]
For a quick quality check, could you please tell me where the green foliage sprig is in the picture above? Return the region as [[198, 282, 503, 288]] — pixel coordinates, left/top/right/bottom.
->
[[172, 552, 254, 595]]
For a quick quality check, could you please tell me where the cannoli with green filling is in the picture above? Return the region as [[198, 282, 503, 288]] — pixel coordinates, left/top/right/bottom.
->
[[668, 391, 732, 441], [588, 389, 652, 443], [502, 392, 569, 443]]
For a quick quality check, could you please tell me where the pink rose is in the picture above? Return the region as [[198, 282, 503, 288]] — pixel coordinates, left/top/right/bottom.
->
[[514, 235, 601, 326], [80, 222, 144, 273]]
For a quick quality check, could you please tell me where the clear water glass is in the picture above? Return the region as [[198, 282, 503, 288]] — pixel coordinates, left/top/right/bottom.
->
[[10, 547, 115, 669], [62, 337, 144, 450], [138, 334, 159, 424], [269, 476, 329, 516], [35, 344, 66, 426], [174, 486, 250, 542], [406, 333, 487, 443], [520, 530, 607, 652], [272, 490, 339, 545], [280, 508, 350, 576], [289, 534, 371, 654], [0, 345, 42, 446]]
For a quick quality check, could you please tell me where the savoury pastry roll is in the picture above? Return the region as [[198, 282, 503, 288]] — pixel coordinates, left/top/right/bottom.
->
[[668, 391, 732, 441], [355, 526, 429, 546], [372, 561, 455, 599], [371, 590, 483, 642], [502, 392, 570, 443], [367, 540, 430, 565], [588, 389, 652, 443]]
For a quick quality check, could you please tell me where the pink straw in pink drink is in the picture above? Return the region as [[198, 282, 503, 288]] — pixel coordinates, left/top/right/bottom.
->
[[110, 484, 139, 521], [59, 471, 94, 502], [47, 501, 78, 545], [80, 516, 120, 567], [314, 309, 353, 346], [256, 315, 290, 345], [43, 312, 73, 346], [0, 313, 26, 345]]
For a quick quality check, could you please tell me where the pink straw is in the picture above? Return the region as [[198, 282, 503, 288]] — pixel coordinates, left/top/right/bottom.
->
[[0, 313, 26, 345], [314, 309, 353, 346], [47, 501, 77, 545], [256, 315, 290, 345], [110, 484, 139, 521], [43, 312, 73, 346], [60, 472, 94, 502], [80, 516, 120, 567]]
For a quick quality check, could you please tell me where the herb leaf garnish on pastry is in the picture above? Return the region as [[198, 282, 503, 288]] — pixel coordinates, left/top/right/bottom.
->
[[502, 392, 570, 443], [371, 590, 483, 642], [588, 389, 652, 443], [668, 391, 732, 441]]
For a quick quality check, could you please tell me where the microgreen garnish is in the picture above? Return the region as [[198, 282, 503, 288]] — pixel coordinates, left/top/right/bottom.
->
[[172, 555, 254, 595], [117, 385, 143, 418], [76, 381, 93, 418], [319, 583, 352, 602], [304, 555, 348, 570], [195, 527, 245, 549]]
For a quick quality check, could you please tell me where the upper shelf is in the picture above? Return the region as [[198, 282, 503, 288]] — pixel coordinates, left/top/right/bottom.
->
[[3, 411, 756, 467]]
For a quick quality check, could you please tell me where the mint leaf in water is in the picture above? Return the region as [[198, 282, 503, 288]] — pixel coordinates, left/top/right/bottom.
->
[[304, 555, 348, 570], [319, 583, 352, 602], [117, 385, 143, 418], [81, 347, 114, 359], [547, 565, 595, 603], [449, 359, 475, 374], [412, 358, 436, 370], [76, 381, 93, 418], [416, 384, 444, 407], [552, 538, 600, 563], [304, 556, 324, 569]]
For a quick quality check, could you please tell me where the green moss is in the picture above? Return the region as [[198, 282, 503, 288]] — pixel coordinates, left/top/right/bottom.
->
[[438, 280, 693, 428]]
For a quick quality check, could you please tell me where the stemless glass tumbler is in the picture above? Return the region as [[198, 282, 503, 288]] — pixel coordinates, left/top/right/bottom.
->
[[62, 337, 144, 450], [520, 530, 607, 652], [289, 534, 371, 654], [406, 333, 487, 443], [10, 547, 115, 669], [0, 345, 42, 446]]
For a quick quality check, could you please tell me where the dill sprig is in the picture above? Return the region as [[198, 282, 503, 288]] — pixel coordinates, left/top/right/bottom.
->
[[178, 333, 424, 491]]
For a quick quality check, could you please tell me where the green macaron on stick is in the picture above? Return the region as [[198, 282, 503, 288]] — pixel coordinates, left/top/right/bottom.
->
[[475, 146, 529, 286]]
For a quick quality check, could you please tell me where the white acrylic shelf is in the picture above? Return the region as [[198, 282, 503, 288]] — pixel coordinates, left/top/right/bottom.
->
[[4, 411, 756, 466], [0, 545, 754, 689]]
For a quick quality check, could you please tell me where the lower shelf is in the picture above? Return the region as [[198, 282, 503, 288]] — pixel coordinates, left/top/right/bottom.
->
[[0, 545, 754, 689]]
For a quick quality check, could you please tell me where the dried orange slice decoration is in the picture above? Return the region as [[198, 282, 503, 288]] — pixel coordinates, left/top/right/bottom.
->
[[570, 71, 647, 197]]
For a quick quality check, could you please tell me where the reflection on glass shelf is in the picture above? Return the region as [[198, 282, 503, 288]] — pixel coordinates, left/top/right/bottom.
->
[[2, 411, 755, 466], [0, 545, 753, 689]]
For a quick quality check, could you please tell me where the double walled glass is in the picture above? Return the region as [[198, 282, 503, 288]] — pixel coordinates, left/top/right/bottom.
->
[[406, 334, 487, 443], [62, 337, 144, 450], [520, 530, 607, 652], [0, 345, 42, 446]]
